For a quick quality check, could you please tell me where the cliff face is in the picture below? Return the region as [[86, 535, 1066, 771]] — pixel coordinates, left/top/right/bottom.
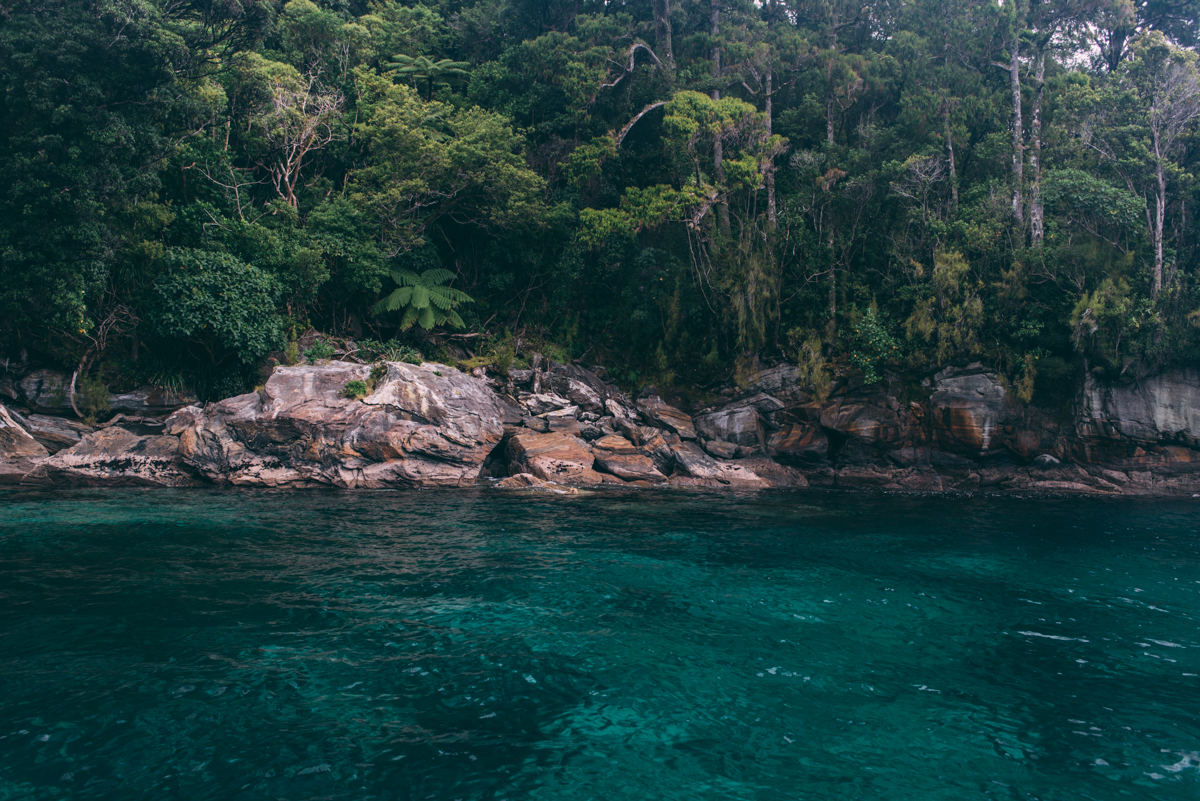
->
[[4, 358, 1200, 495]]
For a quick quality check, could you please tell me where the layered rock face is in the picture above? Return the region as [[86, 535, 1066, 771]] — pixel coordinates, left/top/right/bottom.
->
[[14, 361, 506, 489], [6, 353, 1200, 495]]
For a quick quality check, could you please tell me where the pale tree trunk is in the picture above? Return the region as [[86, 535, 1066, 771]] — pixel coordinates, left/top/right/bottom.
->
[[826, 10, 838, 144], [945, 106, 958, 214], [766, 66, 777, 226], [711, 0, 729, 234], [1154, 157, 1166, 297], [653, 0, 673, 70], [1029, 47, 1046, 246], [1007, 40, 1024, 228]]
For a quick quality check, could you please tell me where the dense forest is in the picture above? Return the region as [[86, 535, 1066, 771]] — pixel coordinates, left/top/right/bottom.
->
[[2, 0, 1199, 410]]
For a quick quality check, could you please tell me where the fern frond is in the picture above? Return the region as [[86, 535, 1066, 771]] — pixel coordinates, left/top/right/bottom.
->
[[417, 304, 435, 330], [420, 268, 457, 286]]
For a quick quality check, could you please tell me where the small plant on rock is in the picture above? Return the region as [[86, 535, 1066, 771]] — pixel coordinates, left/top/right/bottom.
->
[[305, 338, 336, 363], [342, 380, 368, 400]]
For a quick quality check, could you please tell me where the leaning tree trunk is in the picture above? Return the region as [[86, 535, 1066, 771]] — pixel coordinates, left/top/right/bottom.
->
[[1154, 159, 1166, 297]]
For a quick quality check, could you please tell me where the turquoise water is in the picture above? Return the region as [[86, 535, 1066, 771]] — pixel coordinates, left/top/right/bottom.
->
[[1, 489, 1198, 800]]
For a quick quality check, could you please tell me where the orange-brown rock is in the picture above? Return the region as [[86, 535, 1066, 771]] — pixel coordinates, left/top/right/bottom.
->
[[506, 431, 605, 486], [591, 434, 666, 482], [768, 423, 829, 462], [636, 396, 697, 440], [0, 404, 48, 483]]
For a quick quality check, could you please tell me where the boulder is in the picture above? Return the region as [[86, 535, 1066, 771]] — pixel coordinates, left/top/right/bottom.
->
[[506, 431, 605, 486], [767, 423, 829, 463], [8, 411, 93, 453], [19, 369, 69, 413], [519, 392, 573, 415], [165, 361, 506, 489], [702, 439, 738, 460], [694, 406, 764, 448], [636, 396, 697, 440], [1077, 369, 1200, 450], [22, 426, 197, 487], [0, 405, 48, 483], [591, 434, 666, 482], [669, 441, 769, 488], [495, 472, 579, 494], [819, 400, 905, 448], [929, 364, 1009, 455]]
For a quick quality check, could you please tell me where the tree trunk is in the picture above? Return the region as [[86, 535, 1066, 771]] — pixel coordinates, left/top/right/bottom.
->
[[1154, 159, 1166, 297], [711, 0, 729, 234], [1007, 40, 1024, 229], [766, 66, 777, 227], [944, 106, 958, 215], [826, 10, 838, 144], [653, 0, 673, 69], [1029, 47, 1046, 247]]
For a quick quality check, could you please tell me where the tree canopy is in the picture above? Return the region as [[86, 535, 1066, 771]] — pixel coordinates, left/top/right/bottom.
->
[[2, 0, 1200, 403]]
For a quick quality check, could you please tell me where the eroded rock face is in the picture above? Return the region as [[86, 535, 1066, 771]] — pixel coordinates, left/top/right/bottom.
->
[[929, 364, 1008, 455], [637, 396, 697, 440], [0, 405, 48, 483], [1078, 370, 1200, 449], [590, 434, 666, 482], [695, 407, 764, 449], [164, 361, 506, 489], [506, 431, 605, 486], [23, 426, 196, 487], [669, 441, 769, 488], [768, 423, 829, 463]]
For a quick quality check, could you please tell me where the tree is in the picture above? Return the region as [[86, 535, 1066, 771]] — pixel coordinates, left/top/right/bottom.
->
[[387, 55, 471, 101], [371, 267, 473, 330]]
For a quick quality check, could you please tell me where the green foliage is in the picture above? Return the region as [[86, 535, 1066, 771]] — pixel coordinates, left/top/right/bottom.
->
[[341, 379, 368, 399], [358, 340, 423, 364], [371, 269, 473, 331], [5, 0, 1200, 405], [76, 376, 111, 425], [151, 249, 285, 365], [304, 338, 336, 363], [847, 308, 899, 384]]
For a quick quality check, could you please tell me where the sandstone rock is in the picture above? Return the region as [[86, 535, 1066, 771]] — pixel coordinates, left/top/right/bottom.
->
[[695, 406, 763, 448], [508, 369, 534, 388], [519, 392, 573, 415], [506, 431, 604, 486], [819, 400, 904, 448], [591, 434, 666, 482], [637, 396, 697, 440], [669, 441, 769, 488], [495, 472, 579, 494], [768, 423, 829, 463], [19, 369, 69, 412], [0, 404, 48, 482], [1078, 369, 1200, 448], [605, 398, 634, 420], [165, 361, 506, 489], [22, 426, 197, 487], [702, 439, 738, 460], [109, 386, 198, 415], [929, 364, 1008, 455], [7, 411, 92, 453]]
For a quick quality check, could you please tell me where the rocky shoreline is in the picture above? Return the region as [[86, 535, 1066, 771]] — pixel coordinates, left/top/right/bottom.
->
[[3, 356, 1200, 497]]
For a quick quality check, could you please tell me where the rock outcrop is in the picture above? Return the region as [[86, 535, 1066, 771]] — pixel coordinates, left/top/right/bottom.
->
[[7, 349, 1200, 496], [0, 404, 48, 483]]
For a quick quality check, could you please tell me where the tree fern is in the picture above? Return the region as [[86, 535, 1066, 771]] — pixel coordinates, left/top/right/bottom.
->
[[371, 268, 472, 331]]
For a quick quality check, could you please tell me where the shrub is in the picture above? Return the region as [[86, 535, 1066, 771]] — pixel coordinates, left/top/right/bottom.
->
[[342, 379, 368, 399], [305, 338, 336, 363]]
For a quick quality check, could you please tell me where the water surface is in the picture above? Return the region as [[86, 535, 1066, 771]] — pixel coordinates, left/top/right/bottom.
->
[[1, 488, 1198, 800]]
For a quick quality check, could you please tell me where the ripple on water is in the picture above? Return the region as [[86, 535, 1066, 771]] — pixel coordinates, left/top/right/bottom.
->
[[0, 488, 1199, 800]]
